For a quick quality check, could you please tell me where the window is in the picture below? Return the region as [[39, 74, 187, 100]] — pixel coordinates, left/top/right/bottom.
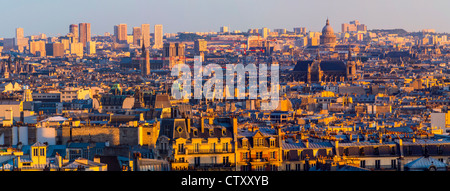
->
[[223, 156, 229, 165], [193, 130, 198, 137], [194, 143, 200, 153], [209, 129, 214, 136], [270, 151, 276, 159], [210, 143, 216, 152], [211, 156, 217, 164], [242, 152, 249, 160], [375, 160, 381, 169], [255, 138, 264, 147], [295, 164, 301, 171], [391, 159, 397, 169], [270, 165, 277, 171], [222, 129, 227, 136], [269, 139, 275, 147], [194, 157, 201, 167], [256, 152, 263, 159], [360, 160, 366, 168], [178, 143, 185, 153], [242, 139, 248, 147], [286, 164, 291, 171], [40, 148, 45, 156], [222, 142, 229, 152]]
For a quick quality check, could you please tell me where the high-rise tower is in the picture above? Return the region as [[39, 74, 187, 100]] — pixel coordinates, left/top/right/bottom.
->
[[79, 23, 91, 47]]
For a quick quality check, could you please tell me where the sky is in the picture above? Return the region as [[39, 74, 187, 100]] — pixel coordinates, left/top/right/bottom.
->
[[1, 0, 450, 38]]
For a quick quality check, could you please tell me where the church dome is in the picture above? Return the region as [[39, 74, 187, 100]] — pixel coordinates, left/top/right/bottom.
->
[[322, 19, 334, 34]]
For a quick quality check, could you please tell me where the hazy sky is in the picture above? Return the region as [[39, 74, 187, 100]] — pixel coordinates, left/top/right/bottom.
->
[[1, 0, 450, 38]]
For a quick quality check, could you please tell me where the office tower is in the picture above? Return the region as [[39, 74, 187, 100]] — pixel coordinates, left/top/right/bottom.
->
[[15, 28, 28, 52], [141, 43, 150, 76], [260, 27, 269, 39], [194, 39, 207, 55], [79, 23, 91, 47], [29, 40, 46, 56], [141, 24, 150, 48], [69, 24, 79, 43], [220, 26, 229, 33], [342, 20, 367, 33], [114, 24, 127, 44], [293, 27, 306, 35], [132, 27, 142, 46], [153, 24, 163, 49], [274, 29, 287, 34], [45, 42, 64, 57], [70, 42, 84, 57], [87, 41, 96, 55]]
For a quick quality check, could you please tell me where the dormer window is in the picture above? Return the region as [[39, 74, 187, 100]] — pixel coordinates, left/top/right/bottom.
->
[[222, 129, 227, 136], [209, 129, 214, 136], [242, 138, 248, 147], [193, 129, 198, 137], [254, 138, 264, 147], [269, 138, 275, 148]]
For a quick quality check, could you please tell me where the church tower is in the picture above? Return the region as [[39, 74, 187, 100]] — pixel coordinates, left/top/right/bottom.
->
[[141, 42, 150, 76], [346, 46, 356, 81]]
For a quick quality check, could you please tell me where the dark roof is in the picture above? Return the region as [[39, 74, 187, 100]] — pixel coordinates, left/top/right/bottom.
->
[[99, 156, 122, 171]]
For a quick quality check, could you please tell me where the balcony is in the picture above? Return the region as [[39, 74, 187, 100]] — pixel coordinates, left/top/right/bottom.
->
[[186, 148, 234, 154]]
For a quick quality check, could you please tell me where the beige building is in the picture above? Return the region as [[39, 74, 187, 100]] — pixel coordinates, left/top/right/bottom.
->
[[153, 24, 163, 49]]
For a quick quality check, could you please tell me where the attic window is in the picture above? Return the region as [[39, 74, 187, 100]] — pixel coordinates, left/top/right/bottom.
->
[[193, 130, 198, 136], [209, 129, 214, 136], [242, 138, 248, 147], [176, 126, 183, 133]]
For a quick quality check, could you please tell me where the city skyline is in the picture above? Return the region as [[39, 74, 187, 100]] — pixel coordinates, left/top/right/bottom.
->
[[1, 0, 450, 38]]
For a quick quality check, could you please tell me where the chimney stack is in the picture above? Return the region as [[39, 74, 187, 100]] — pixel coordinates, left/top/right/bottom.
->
[[201, 117, 205, 133], [334, 140, 339, 157]]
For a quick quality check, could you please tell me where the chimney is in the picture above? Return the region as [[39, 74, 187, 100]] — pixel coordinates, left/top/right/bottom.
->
[[412, 137, 415, 143], [201, 117, 205, 133], [349, 134, 353, 142], [186, 118, 191, 133], [232, 117, 238, 135], [304, 139, 309, 148], [334, 140, 339, 157], [397, 138, 404, 171]]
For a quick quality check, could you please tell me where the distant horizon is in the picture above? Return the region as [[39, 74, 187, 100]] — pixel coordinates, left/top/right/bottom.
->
[[1, 0, 450, 38]]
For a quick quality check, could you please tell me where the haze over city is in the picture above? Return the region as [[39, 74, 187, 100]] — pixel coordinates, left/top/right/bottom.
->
[[1, 0, 450, 37]]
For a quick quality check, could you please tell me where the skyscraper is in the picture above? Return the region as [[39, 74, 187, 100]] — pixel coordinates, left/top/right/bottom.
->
[[260, 27, 269, 39], [115, 24, 127, 44], [29, 40, 46, 56], [15, 28, 28, 52], [141, 24, 150, 48], [79, 23, 91, 47], [69, 24, 79, 43], [87, 41, 96, 55], [70, 42, 84, 57], [153, 24, 163, 49], [45, 42, 64, 57], [293, 27, 306, 35], [220, 26, 229, 33], [133, 27, 142, 46]]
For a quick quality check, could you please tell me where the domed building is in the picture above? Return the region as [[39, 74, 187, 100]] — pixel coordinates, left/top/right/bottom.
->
[[320, 18, 337, 50]]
